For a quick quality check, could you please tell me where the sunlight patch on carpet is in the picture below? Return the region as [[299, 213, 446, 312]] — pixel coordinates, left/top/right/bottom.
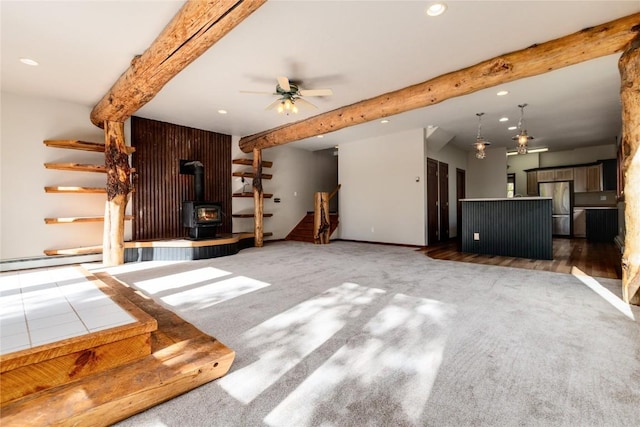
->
[[160, 275, 269, 310], [264, 293, 455, 426], [218, 282, 386, 404], [132, 267, 232, 295], [571, 266, 635, 320]]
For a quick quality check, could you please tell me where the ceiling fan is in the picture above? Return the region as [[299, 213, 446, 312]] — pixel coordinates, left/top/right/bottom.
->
[[242, 76, 333, 114]]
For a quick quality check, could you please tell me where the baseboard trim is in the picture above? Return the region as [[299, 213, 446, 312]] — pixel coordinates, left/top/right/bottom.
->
[[0, 254, 102, 272], [333, 239, 425, 249]]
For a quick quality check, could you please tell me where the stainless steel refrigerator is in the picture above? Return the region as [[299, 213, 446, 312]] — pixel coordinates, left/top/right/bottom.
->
[[539, 181, 573, 236]]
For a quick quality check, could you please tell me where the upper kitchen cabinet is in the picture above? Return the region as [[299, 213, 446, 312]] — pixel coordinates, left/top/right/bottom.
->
[[537, 168, 573, 182], [527, 171, 539, 196], [574, 164, 602, 193]]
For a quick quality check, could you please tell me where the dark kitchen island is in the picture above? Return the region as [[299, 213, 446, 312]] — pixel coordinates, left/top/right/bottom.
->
[[461, 197, 553, 260]]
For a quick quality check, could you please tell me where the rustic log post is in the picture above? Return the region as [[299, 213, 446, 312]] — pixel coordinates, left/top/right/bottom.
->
[[619, 34, 640, 305], [314, 192, 330, 244], [239, 13, 640, 153], [253, 148, 264, 247], [103, 121, 131, 266]]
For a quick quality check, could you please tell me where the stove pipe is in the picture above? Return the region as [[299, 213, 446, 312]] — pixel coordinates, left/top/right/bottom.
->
[[184, 160, 204, 201]]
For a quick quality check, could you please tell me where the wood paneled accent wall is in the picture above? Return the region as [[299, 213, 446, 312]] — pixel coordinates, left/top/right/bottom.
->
[[131, 116, 231, 240]]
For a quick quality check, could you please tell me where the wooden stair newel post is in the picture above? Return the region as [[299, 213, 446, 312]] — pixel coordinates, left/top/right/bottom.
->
[[314, 192, 330, 244], [620, 34, 640, 305], [253, 148, 264, 247], [103, 121, 131, 266]]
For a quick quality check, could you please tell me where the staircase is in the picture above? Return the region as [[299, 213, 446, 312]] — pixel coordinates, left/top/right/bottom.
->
[[286, 212, 339, 243]]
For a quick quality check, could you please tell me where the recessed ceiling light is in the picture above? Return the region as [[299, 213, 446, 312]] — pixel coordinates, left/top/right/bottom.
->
[[499, 117, 509, 122], [426, 3, 447, 17], [508, 126, 518, 130], [497, 90, 509, 96], [19, 58, 39, 66], [317, 135, 324, 138], [217, 109, 227, 114], [380, 119, 390, 124]]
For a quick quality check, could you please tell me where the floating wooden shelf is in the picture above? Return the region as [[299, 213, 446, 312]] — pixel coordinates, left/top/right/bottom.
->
[[232, 158, 273, 168], [44, 163, 106, 173], [44, 140, 135, 155], [232, 192, 273, 198], [45, 186, 107, 194], [232, 213, 273, 218], [232, 171, 273, 180], [44, 163, 136, 174], [44, 216, 134, 224], [44, 246, 103, 256], [238, 232, 273, 238]]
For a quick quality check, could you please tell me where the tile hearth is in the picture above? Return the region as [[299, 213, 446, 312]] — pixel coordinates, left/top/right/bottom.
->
[[0, 265, 135, 355]]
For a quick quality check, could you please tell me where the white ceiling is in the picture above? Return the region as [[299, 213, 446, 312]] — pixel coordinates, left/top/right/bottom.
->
[[2, 1, 639, 153]]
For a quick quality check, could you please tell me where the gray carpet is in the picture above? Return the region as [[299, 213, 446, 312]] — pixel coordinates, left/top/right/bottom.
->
[[96, 241, 640, 427]]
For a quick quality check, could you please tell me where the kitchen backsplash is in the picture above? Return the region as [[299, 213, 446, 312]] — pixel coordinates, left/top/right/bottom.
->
[[574, 191, 617, 206]]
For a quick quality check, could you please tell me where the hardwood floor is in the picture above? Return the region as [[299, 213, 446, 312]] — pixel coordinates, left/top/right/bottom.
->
[[421, 238, 622, 279]]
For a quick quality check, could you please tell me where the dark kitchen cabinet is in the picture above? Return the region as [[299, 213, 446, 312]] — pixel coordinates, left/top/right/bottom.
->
[[586, 208, 618, 242]]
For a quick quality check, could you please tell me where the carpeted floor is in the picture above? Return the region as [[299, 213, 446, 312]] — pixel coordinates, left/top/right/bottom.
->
[[95, 241, 640, 427]]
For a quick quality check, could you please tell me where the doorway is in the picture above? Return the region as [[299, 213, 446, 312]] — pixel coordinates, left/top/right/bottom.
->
[[426, 158, 450, 245], [456, 168, 466, 245]]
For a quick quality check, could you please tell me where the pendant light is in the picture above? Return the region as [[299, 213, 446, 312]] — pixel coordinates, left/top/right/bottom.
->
[[474, 112, 490, 159], [512, 103, 534, 154]]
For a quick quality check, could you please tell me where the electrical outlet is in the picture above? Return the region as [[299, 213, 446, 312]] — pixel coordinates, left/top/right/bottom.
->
[[473, 232, 480, 241], [600, 195, 607, 201]]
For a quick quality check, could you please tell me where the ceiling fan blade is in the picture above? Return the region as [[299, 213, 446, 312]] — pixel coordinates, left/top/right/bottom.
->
[[294, 97, 318, 110], [277, 76, 291, 92], [265, 98, 282, 111], [299, 88, 333, 97]]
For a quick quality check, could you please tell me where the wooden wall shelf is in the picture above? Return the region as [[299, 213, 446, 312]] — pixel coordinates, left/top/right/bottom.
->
[[232, 192, 273, 198], [232, 171, 272, 180], [45, 186, 107, 194], [44, 140, 135, 155], [232, 158, 272, 168], [45, 163, 106, 173], [44, 246, 103, 256], [45, 216, 134, 224], [232, 213, 273, 218]]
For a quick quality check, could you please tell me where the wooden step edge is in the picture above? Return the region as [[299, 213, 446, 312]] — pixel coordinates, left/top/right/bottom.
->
[[232, 192, 273, 198], [44, 216, 134, 224], [0, 336, 234, 427], [44, 140, 135, 154], [232, 172, 273, 179], [44, 246, 103, 256], [232, 158, 273, 168]]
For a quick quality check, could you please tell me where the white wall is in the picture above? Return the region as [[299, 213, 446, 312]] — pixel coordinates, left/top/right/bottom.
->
[[539, 144, 616, 167], [338, 128, 425, 245], [1, 92, 132, 261], [466, 146, 508, 198], [231, 139, 318, 240], [425, 138, 468, 238]]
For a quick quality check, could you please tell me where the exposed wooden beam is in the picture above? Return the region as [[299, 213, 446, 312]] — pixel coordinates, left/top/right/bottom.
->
[[239, 12, 640, 153], [619, 34, 640, 305], [90, 0, 267, 128]]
